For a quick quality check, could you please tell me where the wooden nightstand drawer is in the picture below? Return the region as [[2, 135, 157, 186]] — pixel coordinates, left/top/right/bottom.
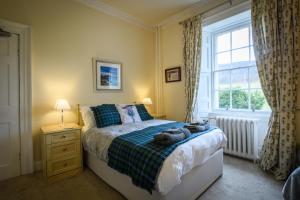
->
[[41, 123, 82, 181], [50, 130, 80, 144], [47, 140, 80, 161], [47, 157, 81, 177]]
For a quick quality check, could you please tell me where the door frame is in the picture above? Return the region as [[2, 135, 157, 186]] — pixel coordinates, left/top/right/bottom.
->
[[0, 19, 33, 175]]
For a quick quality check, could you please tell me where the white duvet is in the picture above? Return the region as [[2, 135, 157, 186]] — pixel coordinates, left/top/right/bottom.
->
[[82, 119, 227, 195]]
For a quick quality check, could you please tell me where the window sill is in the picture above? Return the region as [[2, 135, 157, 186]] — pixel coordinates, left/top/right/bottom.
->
[[209, 109, 271, 119]]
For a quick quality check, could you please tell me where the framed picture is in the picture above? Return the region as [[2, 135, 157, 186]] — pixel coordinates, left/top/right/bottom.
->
[[94, 59, 122, 90], [165, 67, 181, 83]]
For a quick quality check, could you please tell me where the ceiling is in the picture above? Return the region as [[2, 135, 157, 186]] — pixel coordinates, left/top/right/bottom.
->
[[99, 0, 201, 25]]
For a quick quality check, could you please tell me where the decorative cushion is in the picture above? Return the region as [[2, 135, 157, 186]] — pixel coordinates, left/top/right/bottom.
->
[[116, 104, 142, 124], [80, 105, 96, 132], [135, 104, 153, 121], [90, 104, 121, 128]]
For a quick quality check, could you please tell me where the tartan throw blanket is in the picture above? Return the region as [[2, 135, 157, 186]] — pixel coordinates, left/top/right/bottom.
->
[[107, 122, 216, 193]]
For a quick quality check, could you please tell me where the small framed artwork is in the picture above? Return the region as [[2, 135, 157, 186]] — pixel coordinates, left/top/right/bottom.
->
[[94, 59, 122, 90], [165, 67, 181, 83]]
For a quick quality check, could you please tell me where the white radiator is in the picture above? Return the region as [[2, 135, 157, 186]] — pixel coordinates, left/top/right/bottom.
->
[[216, 116, 258, 160]]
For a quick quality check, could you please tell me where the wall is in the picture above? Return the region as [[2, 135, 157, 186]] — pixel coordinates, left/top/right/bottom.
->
[[0, 0, 155, 162], [160, 3, 300, 144], [161, 23, 186, 121]]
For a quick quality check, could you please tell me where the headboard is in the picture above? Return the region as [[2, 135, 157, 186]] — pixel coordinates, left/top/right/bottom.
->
[[76, 104, 84, 126]]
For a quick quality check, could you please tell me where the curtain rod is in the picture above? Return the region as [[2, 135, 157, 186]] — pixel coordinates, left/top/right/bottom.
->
[[179, 0, 233, 25]]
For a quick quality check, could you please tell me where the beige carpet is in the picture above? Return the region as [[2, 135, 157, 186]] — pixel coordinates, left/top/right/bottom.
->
[[0, 155, 283, 200]]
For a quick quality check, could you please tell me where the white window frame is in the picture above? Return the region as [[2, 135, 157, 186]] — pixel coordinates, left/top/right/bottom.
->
[[210, 20, 268, 113]]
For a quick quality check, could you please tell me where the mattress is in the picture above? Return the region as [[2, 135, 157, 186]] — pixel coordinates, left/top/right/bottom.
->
[[82, 119, 227, 195]]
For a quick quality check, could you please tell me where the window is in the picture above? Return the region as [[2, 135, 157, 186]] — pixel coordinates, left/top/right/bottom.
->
[[212, 22, 268, 111], [196, 10, 269, 116]]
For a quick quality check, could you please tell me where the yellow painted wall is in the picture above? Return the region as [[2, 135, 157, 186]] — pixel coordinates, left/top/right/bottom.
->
[[161, 24, 186, 121], [0, 0, 155, 162]]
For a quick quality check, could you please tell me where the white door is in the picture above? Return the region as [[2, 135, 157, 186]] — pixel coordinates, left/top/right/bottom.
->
[[0, 33, 20, 180]]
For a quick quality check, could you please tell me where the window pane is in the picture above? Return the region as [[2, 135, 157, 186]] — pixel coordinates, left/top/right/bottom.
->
[[214, 71, 230, 89], [249, 67, 261, 88], [250, 89, 269, 111], [250, 46, 256, 61], [217, 33, 230, 52], [215, 90, 230, 109], [250, 27, 253, 45], [231, 68, 248, 89], [232, 89, 249, 109], [217, 52, 230, 69], [232, 27, 249, 49], [232, 47, 249, 63]]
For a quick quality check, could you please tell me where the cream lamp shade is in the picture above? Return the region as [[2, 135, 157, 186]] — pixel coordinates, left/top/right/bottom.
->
[[54, 99, 70, 127], [142, 98, 153, 105], [54, 99, 71, 110]]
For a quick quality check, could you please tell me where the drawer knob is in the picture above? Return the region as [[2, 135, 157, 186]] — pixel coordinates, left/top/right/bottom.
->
[[61, 135, 66, 139], [64, 163, 68, 167], [62, 148, 67, 152]]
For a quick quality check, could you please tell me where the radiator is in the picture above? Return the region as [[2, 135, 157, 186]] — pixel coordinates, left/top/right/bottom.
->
[[216, 116, 258, 160]]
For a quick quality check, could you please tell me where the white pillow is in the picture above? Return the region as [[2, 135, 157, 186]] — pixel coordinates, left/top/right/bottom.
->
[[80, 105, 96, 132], [116, 104, 142, 124]]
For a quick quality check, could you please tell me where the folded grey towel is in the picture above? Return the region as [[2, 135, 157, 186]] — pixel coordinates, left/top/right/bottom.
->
[[184, 123, 210, 133], [154, 128, 191, 145], [163, 128, 191, 136], [190, 120, 208, 126]]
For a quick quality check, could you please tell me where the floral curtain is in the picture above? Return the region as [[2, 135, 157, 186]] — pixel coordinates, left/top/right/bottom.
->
[[182, 15, 202, 122], [251, 0, 299, 179]]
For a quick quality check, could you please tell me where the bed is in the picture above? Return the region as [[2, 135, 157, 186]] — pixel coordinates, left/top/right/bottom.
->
[[78, 105, 227, 200]]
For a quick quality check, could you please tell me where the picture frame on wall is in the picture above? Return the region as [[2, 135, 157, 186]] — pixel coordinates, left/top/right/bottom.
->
[[94, 59, 122, 90], [165, 67, 181, 83]]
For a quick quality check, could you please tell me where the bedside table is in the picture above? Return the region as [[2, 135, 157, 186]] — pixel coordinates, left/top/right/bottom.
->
[[152, 113, 166, 120], [40, 123, 82, 182]]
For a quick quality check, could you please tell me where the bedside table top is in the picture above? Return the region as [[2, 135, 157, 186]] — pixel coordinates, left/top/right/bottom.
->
[[41, 123, 81, 134]]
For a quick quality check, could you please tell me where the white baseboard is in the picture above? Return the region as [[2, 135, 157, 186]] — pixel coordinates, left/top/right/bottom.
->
[[34, 161, 42, 172]]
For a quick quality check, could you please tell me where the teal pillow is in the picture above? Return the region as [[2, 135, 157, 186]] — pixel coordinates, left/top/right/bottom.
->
[[90, 104, 121, 128], [135, 104, 153, 121]]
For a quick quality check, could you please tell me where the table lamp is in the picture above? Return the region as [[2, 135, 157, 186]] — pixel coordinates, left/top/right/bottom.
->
[[142, 98, 152, 113], [142, 98, 152, 105], [54, 99, 71, 127]]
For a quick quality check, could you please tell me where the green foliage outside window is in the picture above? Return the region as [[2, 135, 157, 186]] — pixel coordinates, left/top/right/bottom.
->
[[219, 89, 268, 110], [250, 90, 266, 110], [219, 90, 230, 109]]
